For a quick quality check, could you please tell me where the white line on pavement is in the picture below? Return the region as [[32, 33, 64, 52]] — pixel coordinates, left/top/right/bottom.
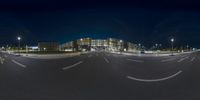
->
[[127, 59, 144, 63], [0, 57, 5, 64], [161, 58, 176, 62], [62, 61, 83, 70], [12, 60, 26, 68], [177, 56, 189, 62], [104, 57, 110, 63], [191, 57, 196, 62], [127, 70, 182, 82]]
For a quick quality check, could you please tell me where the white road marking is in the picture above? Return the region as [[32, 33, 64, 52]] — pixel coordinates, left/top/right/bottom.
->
[[127, 59, 144, 63], [104, 57, 110, 63], [191, 57, 196, 62], [177, 56, 189, 62], [62, 61, 83, 70], [161, 58, 176, 62], [0, 57, 5, 64], [127, 70, 182, 82], [12, 60, 26, 68]]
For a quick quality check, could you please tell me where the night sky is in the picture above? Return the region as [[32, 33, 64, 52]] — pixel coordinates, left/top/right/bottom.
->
[[1, 0, 200, 48]]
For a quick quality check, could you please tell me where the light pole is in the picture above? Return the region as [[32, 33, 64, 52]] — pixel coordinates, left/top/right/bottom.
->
[[119, 40, 123, 54], [186, 44, 189, 51], [170, 38, 174, 55], [159, 44, 162, 50], [17, 36, 21, 55], [26, 45, 28, 56], [80, 38, 83, 52], [138, 43, 141, 50], [155, 43, 158, 51]]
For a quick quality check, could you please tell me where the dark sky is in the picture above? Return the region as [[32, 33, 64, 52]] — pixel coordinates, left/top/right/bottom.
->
[[0, 0, 200, 48]]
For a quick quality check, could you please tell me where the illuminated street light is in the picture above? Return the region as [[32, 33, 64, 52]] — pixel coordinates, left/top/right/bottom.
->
[[155, 43, 158, 51], [119, 40, 123, 54], [26, 45, 28, 56], [170, 38, 174, 55], [17, 36, 21, 55], [80, 38, 83, 51], [17, 37, 21, 40], [138, 43, 141, 50], [186, 44, 189, 51]]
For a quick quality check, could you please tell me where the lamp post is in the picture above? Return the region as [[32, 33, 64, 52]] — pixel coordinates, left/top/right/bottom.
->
[[186, 44, 189, 51], [159, 44, 162, 50], [80, 38, 83, 52], [26, 45, 28, 56], [155, 43, 158, 51], [17, 36, 21, 55], [170, 38, 174, 55], [119, 40, 123, 54], [138, 43, 141, 50]]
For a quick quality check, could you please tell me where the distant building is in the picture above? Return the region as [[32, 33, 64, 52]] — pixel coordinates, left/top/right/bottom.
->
[[28, 46, 39, 51], [59, 41, 74, 51], [107, 38, 119, 51], [127, 42, 137, 52], [60, 38, 137, 52], [38, 42, 59, 51], [77, 38, 91, 51]]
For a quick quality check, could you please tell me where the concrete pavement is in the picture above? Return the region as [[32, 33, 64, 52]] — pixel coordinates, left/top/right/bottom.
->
[[0, 51, 200, 100]]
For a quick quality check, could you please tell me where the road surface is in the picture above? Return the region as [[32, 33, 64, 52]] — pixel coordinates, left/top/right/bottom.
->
[[0, 51, 200, 100]]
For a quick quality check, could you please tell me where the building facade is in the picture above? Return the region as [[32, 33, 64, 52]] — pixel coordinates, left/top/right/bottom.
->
[[38, 42, 59, 51], [77, 38, 91, 51], [127, 42, 137, 52], [60, 38, 137, 52]]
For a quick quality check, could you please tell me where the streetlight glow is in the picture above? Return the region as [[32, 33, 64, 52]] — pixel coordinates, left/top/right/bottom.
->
[[17, 36, 21, 55], [170, 38, 174, 55], [171, 38, 174, 42], [17, 37, 21, 41]]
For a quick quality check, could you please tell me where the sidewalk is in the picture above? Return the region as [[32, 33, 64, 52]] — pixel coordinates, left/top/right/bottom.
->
[[20, 52, 81, 59], [110, 51, 194, 57]]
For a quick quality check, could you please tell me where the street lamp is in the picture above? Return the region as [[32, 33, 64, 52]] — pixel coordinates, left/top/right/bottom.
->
[[170, 38, 174, 55], [155, 43, 158, 51], [186, 44, 189, 51], [17, 36, 21, 55], [26, 45, 28, 56], [119, 40, 123, 54], [80, 38, 83, 52], [138, 43, 141, 48]]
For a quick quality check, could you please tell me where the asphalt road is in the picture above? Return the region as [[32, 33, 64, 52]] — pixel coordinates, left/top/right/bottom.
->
[[0, 51, 200, 100]]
